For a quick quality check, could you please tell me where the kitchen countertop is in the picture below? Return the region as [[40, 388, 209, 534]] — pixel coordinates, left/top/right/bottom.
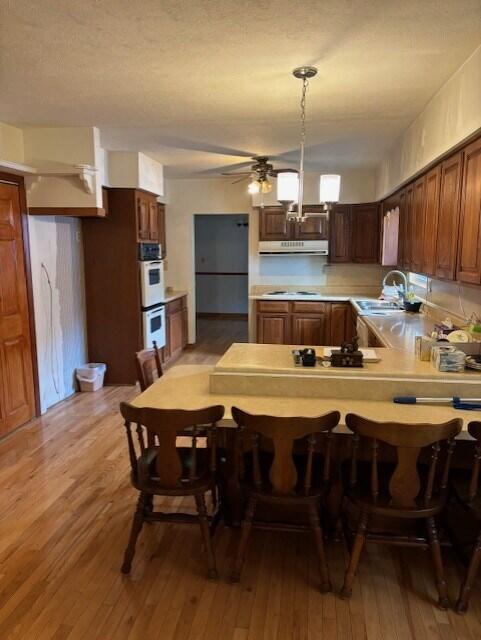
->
[[132, 364, 476, 435], [250, 293, 352, 301], [163, 289, 188, 304], [361, 312, 435, 350]]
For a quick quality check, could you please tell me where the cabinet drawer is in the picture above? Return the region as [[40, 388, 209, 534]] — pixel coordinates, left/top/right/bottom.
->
[[257, 301, 290, 314], [291, 301, 328, 314]]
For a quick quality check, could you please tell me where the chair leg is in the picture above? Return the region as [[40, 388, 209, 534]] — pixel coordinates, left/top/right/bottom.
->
[[426, 516, 449, 610], [231, 495, 257, 583], [456, 529, 481, 614], [121, 491, 148, 574], [195, 492, 218, 580], [308, 502, 331, 592], [340, 511, 368, 599]]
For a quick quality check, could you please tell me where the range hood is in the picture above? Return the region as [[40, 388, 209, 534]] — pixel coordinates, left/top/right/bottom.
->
[[258, 240, 328, 256]]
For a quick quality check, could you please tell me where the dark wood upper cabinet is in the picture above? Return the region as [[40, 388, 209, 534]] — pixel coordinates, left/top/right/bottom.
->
[[457, 138, 481, 285], [136, 196, 150, 241], [294, 211, 328, 240], [351, 203, 380, 263], [435, 152, 463, 280], [329, 205, 352, 262], [259, 207, 291, 241], [158, 203, 167, 258], [148, 201, 159, 241], [410, 176, 426, 273], [422, 166, 441, 276]]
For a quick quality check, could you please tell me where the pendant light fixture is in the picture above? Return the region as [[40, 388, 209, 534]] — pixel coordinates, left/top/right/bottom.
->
[[277, 66, 341, 220]]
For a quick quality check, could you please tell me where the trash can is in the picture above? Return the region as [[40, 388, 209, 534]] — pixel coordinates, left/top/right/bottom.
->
[[76, 363, 107, 392]]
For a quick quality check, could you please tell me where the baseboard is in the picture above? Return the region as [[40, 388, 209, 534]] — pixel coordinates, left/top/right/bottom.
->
[[196, 313, 248, 320]]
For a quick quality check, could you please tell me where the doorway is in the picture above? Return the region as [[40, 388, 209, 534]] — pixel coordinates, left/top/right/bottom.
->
[[0, 179, 37, 436], [194, 214, 249, 348]]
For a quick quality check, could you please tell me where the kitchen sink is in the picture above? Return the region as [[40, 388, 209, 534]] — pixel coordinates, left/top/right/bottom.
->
[[355, 300, 403, 312]]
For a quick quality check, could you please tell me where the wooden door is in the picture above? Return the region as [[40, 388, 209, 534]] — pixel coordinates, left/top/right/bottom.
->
[[158, 203, 167, 258], [257, 314, 290, 344], [329, 205, 352, 262], [295, 210, 328, 240], [259, 208, 292, 241], [435, 152, 462, 280], [422, 166, 441, 276], [0, 182, 35, 435], [410, 176, 426, 273], [457, 138, 481, 285], [148, 201, 159, 241], [351, 204, 380, 263], [291, 314, 328, 346], [329, 303, 351, 346], [136, 195, 150, 242]]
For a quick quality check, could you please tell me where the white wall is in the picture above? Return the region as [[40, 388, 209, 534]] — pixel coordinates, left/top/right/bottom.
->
[[195, 215, 249, 314], [28, 216, 87, 413], [0, 123, 24, 163], [108, 151, 164, 196], [376, 45, 481, 198]]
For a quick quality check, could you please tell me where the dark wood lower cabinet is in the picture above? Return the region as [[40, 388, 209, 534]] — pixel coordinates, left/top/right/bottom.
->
[[256, 300, 353, 346], [163, 296, 188, 364]]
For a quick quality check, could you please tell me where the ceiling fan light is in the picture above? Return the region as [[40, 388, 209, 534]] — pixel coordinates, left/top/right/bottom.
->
[[277, 171, 299, 204], [320, 174, 341, 203], [248, 179, 260, 195], [261, 179, 272, 194]]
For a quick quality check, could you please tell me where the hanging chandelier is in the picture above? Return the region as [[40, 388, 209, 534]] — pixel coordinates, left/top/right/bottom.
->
[[277, 66, 341, 221]]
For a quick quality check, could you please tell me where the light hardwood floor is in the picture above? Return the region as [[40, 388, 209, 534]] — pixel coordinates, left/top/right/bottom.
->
[[1, 318, 481, 640]]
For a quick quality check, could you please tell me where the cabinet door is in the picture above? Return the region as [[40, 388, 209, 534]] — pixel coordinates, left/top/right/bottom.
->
[[136, 196, 150, 241], [422, 166, 441, 276], [402, 184, 414, 271], [158, 203, 167, 258], [259, 208, 292, 241], [168, 309, 185, 359], [435, 153, 462, 280], [291, 314, 329, 346], [295, 210, 328, 240], [148, 201, 159, 241], [329, 205, 352, 262], [351, 204, 380, 263], [410, 176, 426, 273], [329, 303, 351, 346], [457, 138, 481, 285], [257, 314, 290, 344]]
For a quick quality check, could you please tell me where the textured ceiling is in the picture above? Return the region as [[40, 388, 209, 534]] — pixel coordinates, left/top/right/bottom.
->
[[1, 0, 480, 176]]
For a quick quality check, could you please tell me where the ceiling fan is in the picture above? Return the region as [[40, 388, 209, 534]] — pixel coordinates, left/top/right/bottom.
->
[[221, 156, 297, 194]]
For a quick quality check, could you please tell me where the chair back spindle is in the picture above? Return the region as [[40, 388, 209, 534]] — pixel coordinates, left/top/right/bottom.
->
[[468, 422, 481, 501], [135, 341, 163, 392]]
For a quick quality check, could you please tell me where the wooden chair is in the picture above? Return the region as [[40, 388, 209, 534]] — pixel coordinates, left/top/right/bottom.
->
[[230, 406, 340, 591], [119, 401, 224, 579], [135, 340, 163, 391], [340, 413, 462, 609], [453, 421, 481, 613]]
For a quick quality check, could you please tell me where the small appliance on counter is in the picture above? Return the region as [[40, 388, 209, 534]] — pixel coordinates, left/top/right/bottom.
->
[[292, 348, 317, 367], [329, 338, 364, 368]]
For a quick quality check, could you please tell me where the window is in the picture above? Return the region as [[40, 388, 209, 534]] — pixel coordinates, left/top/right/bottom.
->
[[408, 272, 428, 290]]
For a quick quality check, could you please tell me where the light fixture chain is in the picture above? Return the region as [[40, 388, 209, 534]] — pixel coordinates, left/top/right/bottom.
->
[[297, 76, 309, 221]]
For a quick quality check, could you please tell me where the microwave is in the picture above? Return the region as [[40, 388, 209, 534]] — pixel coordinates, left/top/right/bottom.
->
[[140, 259, 165, 308], [139, 242, 161, 261]]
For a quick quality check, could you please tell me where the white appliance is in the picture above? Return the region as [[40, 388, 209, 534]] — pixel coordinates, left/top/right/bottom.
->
[[258, 240, 328, 256], [140, 260, 165, 308], [142, 304, 166, 349]]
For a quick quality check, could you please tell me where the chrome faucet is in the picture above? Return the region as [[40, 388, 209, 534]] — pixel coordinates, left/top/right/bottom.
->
[[382, 270, 408, 301]]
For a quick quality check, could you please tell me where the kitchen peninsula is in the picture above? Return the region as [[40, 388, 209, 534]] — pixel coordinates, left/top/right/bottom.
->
[[132, 343, 480, 432]]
